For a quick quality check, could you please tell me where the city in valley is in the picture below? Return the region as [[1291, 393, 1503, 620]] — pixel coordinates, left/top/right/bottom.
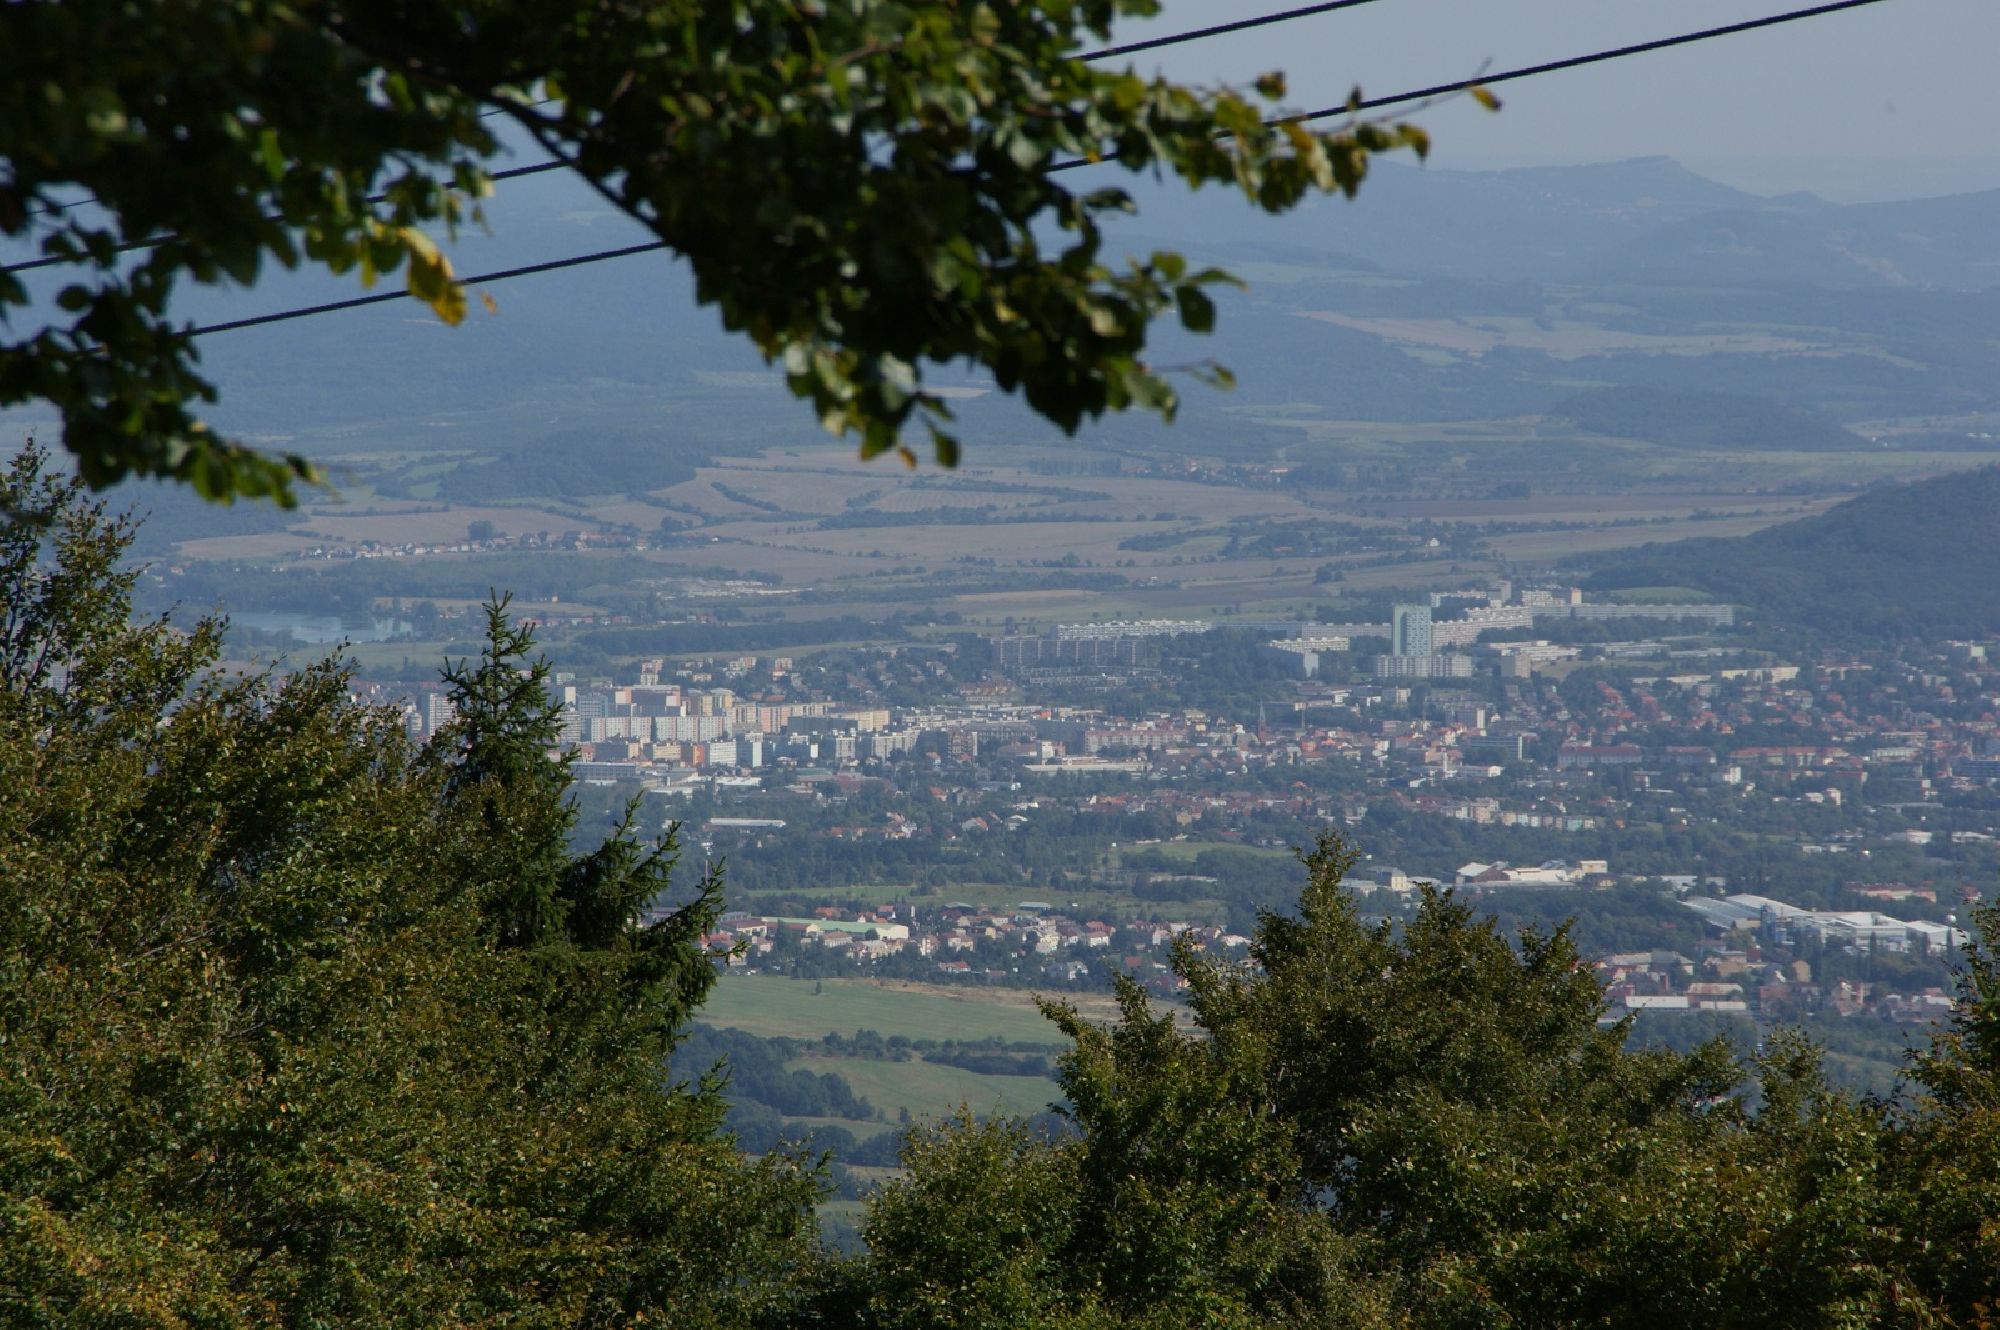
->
[[319, 567, 1992, 1107], [120, 290, 2000, 1150]]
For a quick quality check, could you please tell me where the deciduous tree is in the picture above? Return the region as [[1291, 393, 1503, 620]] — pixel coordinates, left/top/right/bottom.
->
[[0, 0, 1428, 502]]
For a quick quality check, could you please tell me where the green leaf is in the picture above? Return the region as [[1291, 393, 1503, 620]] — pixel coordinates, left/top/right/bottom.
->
[[257, 128, 285, 183], [1174, 285, 1215, 334], [930, 427, 960, 468], [401, 227, 466, 326]]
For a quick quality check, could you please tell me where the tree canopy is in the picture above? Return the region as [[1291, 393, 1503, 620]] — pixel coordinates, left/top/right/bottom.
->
[[0, 443, 820, 1325], [1, 0, 1430, 503], [833, 838, 2000, 1328]]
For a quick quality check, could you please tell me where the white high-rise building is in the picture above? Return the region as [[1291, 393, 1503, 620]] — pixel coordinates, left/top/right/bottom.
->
[[1391, 604, 1433, 657], [424, 692, 459, 737]]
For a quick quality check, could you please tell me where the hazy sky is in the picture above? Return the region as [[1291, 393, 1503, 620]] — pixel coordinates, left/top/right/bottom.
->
[[1114, 0, 2000, 201]]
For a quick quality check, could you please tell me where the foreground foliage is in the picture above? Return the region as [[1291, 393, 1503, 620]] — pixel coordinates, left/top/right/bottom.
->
[[1, 0, 1430, 501], [0, 445, 818, 1326], [837, 839, 2000, 1328]]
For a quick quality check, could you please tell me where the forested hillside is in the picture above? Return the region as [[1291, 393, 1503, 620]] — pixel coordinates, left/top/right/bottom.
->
[[1583, 464, 2000, 639]]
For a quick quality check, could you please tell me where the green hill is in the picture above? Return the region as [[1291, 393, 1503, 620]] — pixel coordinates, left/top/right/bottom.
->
[[1580, 465, 2000, 639]]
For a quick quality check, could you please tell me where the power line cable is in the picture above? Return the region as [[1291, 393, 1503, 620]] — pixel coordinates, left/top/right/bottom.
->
[[187, 241, 667, 337], [1079, 0, 1389, 61], [1289, 0, 1892, 129], [1052, 0, 1897, 171], [162, 0, 1899, 341]]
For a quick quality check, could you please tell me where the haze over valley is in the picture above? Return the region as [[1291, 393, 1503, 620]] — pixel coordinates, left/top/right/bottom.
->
[[16, 153, 1989, 1126]]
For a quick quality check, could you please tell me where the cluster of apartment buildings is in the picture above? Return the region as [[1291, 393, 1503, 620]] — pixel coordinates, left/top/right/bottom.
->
[[360, 622, 2000, 832], [1260, 586, 1737, 682]]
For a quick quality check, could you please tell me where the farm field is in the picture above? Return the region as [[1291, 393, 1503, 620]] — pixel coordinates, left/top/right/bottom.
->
[[789, 1053, 1058, 1121], [1122, 839, 1297, 864], [158, 427, 2000, 674], [699, 975, 1079, 1046], [1293, 310, 1824, 359], [168, 435, 1957, 572]]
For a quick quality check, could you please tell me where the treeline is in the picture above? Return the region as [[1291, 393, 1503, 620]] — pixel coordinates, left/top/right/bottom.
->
[[150, 551, 698, 624], [721, 801, 1189, 896], [1550, 386, 1868, 451], [1479, 614, 1726, 644], [1122, 846, 1299, 930], [813, 505, 1101, 531], [676, 1026, 877, 1121], [677, 1026, 1058, 1172], [0, 447, 819, 1325], [825, 841, 2000, 1327]]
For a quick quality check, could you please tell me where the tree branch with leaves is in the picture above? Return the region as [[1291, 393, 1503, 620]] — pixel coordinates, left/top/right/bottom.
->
[[1, 0, 1433, 502]]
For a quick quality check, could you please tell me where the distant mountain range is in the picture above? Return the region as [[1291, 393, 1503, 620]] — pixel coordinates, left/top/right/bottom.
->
[[1580, 466, 2000, 640], [12, 155, 1993, 467], [1128, 155, 2000, 290]]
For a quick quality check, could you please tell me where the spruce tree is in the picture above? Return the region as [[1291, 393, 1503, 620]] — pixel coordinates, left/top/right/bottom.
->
[[0, 443, 820, 1327], [841, 835, 1964, 1327]]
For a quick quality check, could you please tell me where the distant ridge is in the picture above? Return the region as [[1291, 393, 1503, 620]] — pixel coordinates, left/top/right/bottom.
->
[[1118, 156, 2000, 288], [1581, 189, 2000, 290], [1580, 465, 2000, 639]]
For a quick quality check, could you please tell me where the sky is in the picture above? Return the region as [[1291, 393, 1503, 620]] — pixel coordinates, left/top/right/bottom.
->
[[1111, 0, 2000, 201]]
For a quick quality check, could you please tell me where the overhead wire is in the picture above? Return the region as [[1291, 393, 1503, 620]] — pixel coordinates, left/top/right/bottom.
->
[[8, 0, 1907, 341], [1286, 0, 1890, 133], [1079, 0, 1390, 61], [1054, 0, 1898, 171], [187, 241, 667, 337]]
